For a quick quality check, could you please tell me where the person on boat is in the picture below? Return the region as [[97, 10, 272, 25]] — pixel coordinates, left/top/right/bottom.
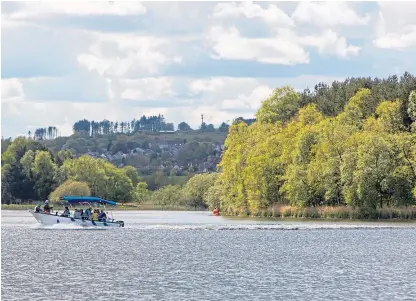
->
[[98, 210, 107, 222], [43, 200, 52, 213], [61, 206, 70, 217], [213, 207, 220, 215], [73, 209, 81, 219], [34, 204, 42, 213], [91, 209, 98, 221], [83, 207, 92, 220]]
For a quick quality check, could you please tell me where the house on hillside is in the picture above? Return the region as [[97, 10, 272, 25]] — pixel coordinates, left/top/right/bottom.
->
[[159, 130, 176, 134], [131, 147, 145, 155]]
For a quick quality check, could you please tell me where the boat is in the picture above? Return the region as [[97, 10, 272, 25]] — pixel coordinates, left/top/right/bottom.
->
[[28, 196, 125, 228]]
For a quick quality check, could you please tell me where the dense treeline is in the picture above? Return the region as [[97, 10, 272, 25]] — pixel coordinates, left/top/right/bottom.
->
[[72, 115, 175, 136], [70, 117, 233, 137], [29, 126, 60, 140], [215, 72, 416, 216], [27, 115, 241, 141], [3, 73, 416, 219]]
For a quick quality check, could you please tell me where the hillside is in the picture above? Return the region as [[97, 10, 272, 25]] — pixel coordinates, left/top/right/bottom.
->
[[41, 130, 228, 174], [2, 117, 257, 176]]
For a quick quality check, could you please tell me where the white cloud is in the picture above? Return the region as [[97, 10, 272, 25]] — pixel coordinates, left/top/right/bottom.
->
[[373, 3, 416, 50], [188, 77, 267, 99], [374, 28, 416, 50], [207, 26, 360, 64], [77, 32, 182, 77], [1, 78, 25, 102], [207, 26, 310, 65], [189, 77, 239, 94], [211, 1, 294, 27], [298, 29, 361, 57], [188, 77, 273, 112], [292, 2, 370, 27], [222, 86, 273, 110], [6, 2, 147, 19], [118, 77, 175, 100]]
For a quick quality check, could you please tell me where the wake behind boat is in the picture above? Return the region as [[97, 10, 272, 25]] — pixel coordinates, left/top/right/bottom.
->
[[29, 196, 125, 228]]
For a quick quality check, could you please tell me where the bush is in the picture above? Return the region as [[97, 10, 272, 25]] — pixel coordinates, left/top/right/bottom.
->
[[151, 185, 185, 207], [181, 173, 219, 208]]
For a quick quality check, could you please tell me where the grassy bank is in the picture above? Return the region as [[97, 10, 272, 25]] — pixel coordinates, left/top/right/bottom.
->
[[223, 205, 416, 220]]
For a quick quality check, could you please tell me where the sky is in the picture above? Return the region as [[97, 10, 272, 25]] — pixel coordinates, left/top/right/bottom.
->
[[2, 1, 416, 138]]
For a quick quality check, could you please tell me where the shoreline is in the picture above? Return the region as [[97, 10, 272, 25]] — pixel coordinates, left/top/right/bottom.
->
[[0, 204, 201, 212], [3, 204, 416, 222]]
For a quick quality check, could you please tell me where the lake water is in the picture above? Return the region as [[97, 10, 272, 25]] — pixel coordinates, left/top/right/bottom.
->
[[2, 210, 416, 301]]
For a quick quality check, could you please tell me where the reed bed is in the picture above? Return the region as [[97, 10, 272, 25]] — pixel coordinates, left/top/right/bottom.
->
[[222, 205, 416, 220]]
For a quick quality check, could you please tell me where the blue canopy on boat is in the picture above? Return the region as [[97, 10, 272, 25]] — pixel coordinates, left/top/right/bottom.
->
[[61, 196, 117, 206]]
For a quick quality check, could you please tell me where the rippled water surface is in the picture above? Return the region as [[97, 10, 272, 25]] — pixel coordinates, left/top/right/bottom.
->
[[2, 210, 416, 301]]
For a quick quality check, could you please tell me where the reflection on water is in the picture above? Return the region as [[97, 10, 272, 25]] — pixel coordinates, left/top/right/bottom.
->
[[2, 210, 416, 301]]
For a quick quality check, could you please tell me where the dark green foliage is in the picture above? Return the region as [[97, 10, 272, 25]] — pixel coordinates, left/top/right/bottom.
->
[[300, 72, 416, 126]]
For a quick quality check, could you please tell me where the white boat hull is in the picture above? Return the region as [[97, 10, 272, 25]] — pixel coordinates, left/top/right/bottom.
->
[[29, 210, 124, 228]]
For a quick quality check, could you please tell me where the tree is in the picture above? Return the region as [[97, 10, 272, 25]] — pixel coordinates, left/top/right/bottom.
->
[[255, 86, 300, 124], [55, 150, 74, 166], [178, 122, 191, 131], [73, 119, 91, 134], [32, 151, 57, 199], [1, 137, 49, 201], [374, 100, 404, 133], [151, 185, 184, 207], [123, 166, 140, 186], [134, 182, 150, 203], [204, 183, 223, 209], [408, 91, 416, 132], [1, 137, 12, 154], [49, 180, 91, 201], [164, 123, 175, 131], [206, 124, 215, 132], [182, 173, 219, 208], [20, 150, 35, 178], [218, 122, 229, 133], [62, 155, 134, 202]]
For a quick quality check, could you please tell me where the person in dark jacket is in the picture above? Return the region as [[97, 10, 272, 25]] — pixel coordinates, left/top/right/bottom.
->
[[98, 210, 107, 222], [43, 200, 52, 213]]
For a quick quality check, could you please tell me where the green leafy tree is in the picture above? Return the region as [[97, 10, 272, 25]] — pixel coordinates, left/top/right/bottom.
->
[[151, 185, 184, 207], [255, 86, 300, 124], [123, 166, 140, 186], [49, 180, 91, 201], [134, 182, 150, 203], [182, 173, 219, 208], [178, 122, 191, 131], [408, 91, 416, 132], [31, 151, 57, 199]]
